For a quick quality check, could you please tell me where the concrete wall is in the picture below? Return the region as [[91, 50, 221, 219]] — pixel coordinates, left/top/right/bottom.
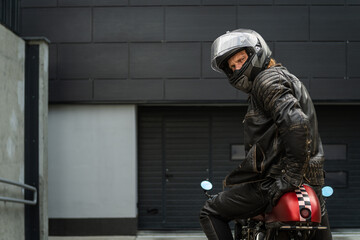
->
[[48, 105, 137, 224], [0, 24, 25, 240]]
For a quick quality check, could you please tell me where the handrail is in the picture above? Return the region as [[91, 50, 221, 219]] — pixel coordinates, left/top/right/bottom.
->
[[0, 177, 37, 205]]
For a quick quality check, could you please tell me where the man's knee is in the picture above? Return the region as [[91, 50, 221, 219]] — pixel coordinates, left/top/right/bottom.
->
[[199, 202, 211, 221]]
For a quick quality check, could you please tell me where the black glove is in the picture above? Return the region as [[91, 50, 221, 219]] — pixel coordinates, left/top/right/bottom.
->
[[262, 177, 297, 206]]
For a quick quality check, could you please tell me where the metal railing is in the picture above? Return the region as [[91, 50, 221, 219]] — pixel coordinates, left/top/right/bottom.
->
[[0, 0, 20, 34], [0, 177, 37, 205]]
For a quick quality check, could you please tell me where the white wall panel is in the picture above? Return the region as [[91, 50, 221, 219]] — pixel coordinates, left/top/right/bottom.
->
[[48, 105, 137, 218]]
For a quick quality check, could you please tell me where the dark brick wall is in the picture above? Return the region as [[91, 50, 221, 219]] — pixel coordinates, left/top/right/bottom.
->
[[20, 0, 360, 103]]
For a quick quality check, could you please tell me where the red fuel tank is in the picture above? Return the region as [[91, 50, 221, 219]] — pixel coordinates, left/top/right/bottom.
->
[[265, 185, 321, 224]]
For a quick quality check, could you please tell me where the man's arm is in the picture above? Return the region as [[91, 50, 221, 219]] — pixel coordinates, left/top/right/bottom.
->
[[253, 69, 311, 203]]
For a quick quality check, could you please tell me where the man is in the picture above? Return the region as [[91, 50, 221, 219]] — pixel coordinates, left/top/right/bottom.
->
[[199, 29, 332, 239]]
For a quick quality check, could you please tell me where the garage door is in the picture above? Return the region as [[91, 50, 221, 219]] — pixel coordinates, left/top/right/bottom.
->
[[138, 107, 246, 229]]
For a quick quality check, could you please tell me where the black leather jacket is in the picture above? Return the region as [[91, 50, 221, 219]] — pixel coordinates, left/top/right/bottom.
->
[[224, 65, 325, 188]]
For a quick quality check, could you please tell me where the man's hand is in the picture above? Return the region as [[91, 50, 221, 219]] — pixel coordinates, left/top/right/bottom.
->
[[265, 177, 297, 206]]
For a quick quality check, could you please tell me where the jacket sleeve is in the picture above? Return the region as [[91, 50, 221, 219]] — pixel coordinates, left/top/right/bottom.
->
[[252, 69, 311, 187]]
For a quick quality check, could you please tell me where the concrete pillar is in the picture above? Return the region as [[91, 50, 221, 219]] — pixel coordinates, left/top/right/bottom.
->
[[25, 38, 49, 240]]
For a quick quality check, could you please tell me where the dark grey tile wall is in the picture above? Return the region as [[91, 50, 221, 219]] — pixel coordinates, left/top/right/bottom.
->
[[237, 6, 309, 41], [21, 0, 57, 7], [22, 0, 129, 7], [129, 43, 201, 78], [49, 80, 93, 102], [275, 0, 309, 4], [202, 0, 237, 5], [275, 42, 346, 78], [165, 6, 236, 41], [93, 7, 164, 42], [20, 0, 360, 103], [310, 6, 360, 41], [130, 0, 163, 6], [49, 44, 57, 80], [311, 79, 360, 100], [21, 8, 92, 42], [238, 0, 272, 4], [58, 44, 128, 79], [94, 79, 164, 101], [164, 79, 236, 100], [57, 0, 95, 6], [59, 0, 128, 6], [311, 0, 345, 4], [347, 0, 360, 4], [348, 43, 360, 77], [163, 0, 201, 5]]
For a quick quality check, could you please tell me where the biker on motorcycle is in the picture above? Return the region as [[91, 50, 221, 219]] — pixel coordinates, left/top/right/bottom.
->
[[199, 29, 333, 240]]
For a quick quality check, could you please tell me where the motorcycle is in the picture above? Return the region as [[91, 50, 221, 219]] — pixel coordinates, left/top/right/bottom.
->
[[200, 180, 333, 240]]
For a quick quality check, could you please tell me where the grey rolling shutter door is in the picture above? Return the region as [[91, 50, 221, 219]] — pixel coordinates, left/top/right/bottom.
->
[[138, 107, 246, 229], [316, 106, 360, 228], [138, 108, 211, 229], [163, 114, 210, 228], [138, 111, 164, 229]]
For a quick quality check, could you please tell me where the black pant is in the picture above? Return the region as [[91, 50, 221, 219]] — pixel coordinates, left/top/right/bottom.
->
[[199, 181, 332, 240]]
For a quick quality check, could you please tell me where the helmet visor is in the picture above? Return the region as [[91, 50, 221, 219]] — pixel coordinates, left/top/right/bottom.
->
[[211, 31, 258, 72]]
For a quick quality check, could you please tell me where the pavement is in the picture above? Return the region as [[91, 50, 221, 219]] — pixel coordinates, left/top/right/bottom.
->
[[49, 229, 360, 240]]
